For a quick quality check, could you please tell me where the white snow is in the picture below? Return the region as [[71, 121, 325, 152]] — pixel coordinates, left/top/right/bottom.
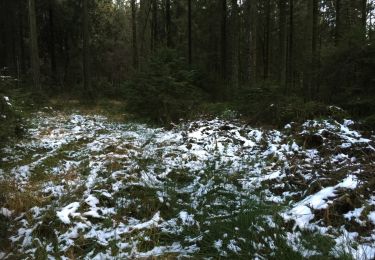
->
[[56, 202, 81, 224]]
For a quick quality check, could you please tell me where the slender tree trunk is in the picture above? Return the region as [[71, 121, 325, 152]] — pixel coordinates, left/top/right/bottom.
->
[[287, 0, 294, 91], [188, 0, 192, 65], [278, 0, 287, 90], [28, 0, 41, 89], [151, 0, 158, 51], [131, 0, 138, 69], [263, 0, 271, 80], [83, 0, 92, 92], [165, 0, 172, 47], [49, 0, 57, 81], [221, 0, 227, 81], [139, 0, 151, 68], [362, 0, 367, 39], [18, 0, 26, 75], [312, 0, 319, 96], [335, 0, 341, 45], [231, 0, 239, 93]]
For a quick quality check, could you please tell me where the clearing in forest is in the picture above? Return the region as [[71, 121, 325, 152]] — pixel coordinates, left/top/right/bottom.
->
[[1, 109, 375, 259]]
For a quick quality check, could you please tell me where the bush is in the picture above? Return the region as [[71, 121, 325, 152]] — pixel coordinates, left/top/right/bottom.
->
[[235, 84, 346, 126], [0, 81, 24, 142], [124, 49, 207, 124]]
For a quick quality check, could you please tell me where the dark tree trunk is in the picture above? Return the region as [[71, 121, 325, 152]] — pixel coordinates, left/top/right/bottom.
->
[[131, 0, 139, 69], [18, 0, 26, 75], [28, 0, 41, 89], [312, 0, 319, 95], [287, 0, 294, 90], [335, 0, 341, 45], [151, 0, 158, 51], [165, 0, 172, 47], [231, 0, 239, 92], [221, 0, 227, 80], [83, 0, 92, 92], [362, 0, 367, 38], [278, 0, 287, 90], [188, 0, 192, 65], [263, 0, 271, 80], [49, 0, 57, 81]]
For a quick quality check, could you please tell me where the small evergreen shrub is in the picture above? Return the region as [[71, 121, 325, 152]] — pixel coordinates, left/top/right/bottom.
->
[[0, 80, 24, 142], [124, 49, 207, 124], [235, 84, 345, 126]]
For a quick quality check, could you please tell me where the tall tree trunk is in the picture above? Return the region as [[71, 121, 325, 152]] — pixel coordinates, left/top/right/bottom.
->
[[165, 0, 172, 47], [28, 0, 41, 89], [263, 0, 271, 81], [18, 0, 26, 75], [335, 0, 341, 45], [278, 0, 287, 90], [312, 0, 319, 96], [83, 0, 92, 93], [250, 0, 258, 86], [131, 0, 138, 69], [188, 0, 192, 65], [231, 0, 239, 93], [362, 0, 367, 39], [49, 0, 57, 82], [221, 0, 227, 81], [139, 0, 151, 68], [151, 0, 158, 51], [287, 0, 294, 90]]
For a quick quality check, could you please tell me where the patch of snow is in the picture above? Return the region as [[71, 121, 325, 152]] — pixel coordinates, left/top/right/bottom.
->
[[56, 202, 81, 224]]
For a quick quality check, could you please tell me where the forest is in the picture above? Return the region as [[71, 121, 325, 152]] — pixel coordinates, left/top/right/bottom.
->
[[1, 0, 375, 259]]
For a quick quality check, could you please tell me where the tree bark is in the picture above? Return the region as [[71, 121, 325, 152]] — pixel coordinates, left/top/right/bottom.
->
[[28, 0, 41, 89], [131, 0, 139, 69], [231, 0, 239, 93], [335, 0, 341, 45], [165, 0, 172, 47], [49, 0, 57, 81], [263, 0, 271, 80], [221, 0, 227, 80], [83, 0, 92, 92], [362, 0, 367, 39], [151, 0, 158, 51], [287, 0, 294, 91], [278, 0, 287, 90], [312, 0, 319, 96], [188, 0, 192, 65]]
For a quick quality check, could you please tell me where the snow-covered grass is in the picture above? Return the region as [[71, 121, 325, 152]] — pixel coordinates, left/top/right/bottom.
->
[[0, 110, 374, 259]]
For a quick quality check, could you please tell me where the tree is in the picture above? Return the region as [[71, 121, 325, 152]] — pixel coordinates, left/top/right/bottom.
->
[[263, 0, 271, 80], [188, 0, 192, 65], [83, 0, 92, 92], [221, 0, 227, 81], [361, 0, 367, 38], [278, 0, 287, 90], [287, 0, 294, 90], [28, 0, 41, 89], [230, 0, 239, 93], [335, 0, 342, 45], [131, 0, 139, 69], [165, 0, 172, 47], [48, 0, 57, 81], [245, 0, 258, 86], [151, 0, 158, 51]]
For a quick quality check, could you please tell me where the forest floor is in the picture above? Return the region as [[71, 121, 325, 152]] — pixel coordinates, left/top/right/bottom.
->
[[1, 102, 375, 259]]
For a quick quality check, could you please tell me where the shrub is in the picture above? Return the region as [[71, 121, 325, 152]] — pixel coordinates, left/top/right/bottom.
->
[[0, 81, 23, 142], [124, 49, 207, 124], [235, 84, 346, 126]]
